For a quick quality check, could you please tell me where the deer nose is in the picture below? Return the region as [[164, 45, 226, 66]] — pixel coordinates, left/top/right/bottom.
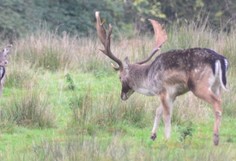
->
[[2, 60, 8, 65], [121, 93, 128, 101]]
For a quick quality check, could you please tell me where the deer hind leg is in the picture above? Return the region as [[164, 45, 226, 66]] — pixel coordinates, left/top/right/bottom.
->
[[192, 86, 222, 145], [211, 85, 223, 146], [0, 80, 4, 96], [0, 84, 2, 96]]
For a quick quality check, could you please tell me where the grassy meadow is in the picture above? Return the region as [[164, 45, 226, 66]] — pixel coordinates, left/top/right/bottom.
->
[[0, 23, 236, 161]]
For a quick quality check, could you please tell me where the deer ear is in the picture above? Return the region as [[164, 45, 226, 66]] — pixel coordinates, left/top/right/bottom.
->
[[124, 57, 130, 69], [2, 44, 12, 56]]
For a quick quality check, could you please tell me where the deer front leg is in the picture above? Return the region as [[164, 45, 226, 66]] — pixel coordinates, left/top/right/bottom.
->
[[0, 80, 4, 97], [0, 70, 4, 97], [151, 93, 174, 141], [161, 93, 174, 140], [151, 105, 163, 140]]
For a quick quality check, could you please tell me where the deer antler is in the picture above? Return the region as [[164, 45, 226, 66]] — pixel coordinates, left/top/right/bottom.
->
[[95, 11, 123, 71], [137, 19, 167, 64]]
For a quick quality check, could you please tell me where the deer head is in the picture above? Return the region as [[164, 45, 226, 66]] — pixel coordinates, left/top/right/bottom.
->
[[0, 44, 12, 96], [0, 44, 12, 67], [95, 11, 167, 100]]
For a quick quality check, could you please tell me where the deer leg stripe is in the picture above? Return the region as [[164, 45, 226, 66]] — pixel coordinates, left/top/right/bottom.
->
[[0, 66, 5, 80]]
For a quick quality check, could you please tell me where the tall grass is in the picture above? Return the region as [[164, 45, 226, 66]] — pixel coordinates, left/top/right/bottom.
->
[[13, 29, 113, 73], [11, 21, 236, 72], [0, 89, 55, 128], [4, 63, 36, 89], [14, 136, 236, 161], [65, 73, 151, 136], [1, 20, 236, 160], [172, 93, 212, 124]]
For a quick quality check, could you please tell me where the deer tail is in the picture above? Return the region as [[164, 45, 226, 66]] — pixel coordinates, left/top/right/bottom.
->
[[215, 59, 228, 91]]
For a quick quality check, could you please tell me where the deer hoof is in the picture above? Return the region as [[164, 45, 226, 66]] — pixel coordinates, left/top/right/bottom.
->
[[151, 133, 156, 141], [213, 134, 219, 146]]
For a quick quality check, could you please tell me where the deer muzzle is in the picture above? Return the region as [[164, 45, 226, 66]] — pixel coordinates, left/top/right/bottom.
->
[[121, 89, 134, 101], [121, 93, 128, 100]]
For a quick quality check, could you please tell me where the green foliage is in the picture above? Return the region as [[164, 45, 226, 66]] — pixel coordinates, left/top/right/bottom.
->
[[69, 89, 92, 127], [130, 0, 166, 32], [0, 0, 235, 40], [159, 0, 235, 30], [178, 121, 194, 142], [65, 73, 76, 91], [0, 0, 125, 39]]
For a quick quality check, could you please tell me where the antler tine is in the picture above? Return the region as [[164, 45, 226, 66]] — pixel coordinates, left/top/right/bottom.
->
[[95, 12, 106, 46], [95, 11, 123, 71], [149, 19, 167, 48], [137, 19, 167, 65]]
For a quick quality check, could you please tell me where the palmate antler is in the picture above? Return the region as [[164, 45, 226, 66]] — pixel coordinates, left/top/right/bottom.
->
[[137, 19, 167, 64], [95, 11, 167, 68], [95, 11, 123, 71]]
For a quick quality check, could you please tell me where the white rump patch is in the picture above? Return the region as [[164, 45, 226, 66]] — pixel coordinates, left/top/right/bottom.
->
[[0, 66, 4, 79], [212, 60, 227, 91]]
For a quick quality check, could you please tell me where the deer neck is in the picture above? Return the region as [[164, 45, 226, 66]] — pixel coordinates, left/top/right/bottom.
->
[[128, 64, 163, 96]]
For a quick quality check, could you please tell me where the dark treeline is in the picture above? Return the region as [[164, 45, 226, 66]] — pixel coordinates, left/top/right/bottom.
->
[[0, 0, 235, 40]]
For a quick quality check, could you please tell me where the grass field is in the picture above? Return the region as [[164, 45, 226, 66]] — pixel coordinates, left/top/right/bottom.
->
[[0, 23, 236, 161]]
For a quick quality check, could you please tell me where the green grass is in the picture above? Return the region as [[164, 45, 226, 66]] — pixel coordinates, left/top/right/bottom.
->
[[0, 71, 235, 161], [2, 122, 234, 161], [0, 22, 236, 160]]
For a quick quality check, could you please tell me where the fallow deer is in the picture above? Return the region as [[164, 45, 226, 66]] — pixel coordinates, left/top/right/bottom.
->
[[95, 11, 228, 145], [0, 45, 12, 96]]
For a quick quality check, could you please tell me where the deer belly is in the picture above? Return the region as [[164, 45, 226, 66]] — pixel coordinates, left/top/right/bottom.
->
[[135, 88, 156, 96]]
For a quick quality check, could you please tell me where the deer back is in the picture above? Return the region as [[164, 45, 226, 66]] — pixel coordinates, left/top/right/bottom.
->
[[145, 48, 228, 97]]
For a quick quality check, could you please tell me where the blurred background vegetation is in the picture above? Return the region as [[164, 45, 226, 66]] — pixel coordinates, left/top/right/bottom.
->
[[0, 0, 235, 41]]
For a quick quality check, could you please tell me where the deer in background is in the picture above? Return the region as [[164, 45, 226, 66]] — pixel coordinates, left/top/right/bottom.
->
[[95, 11, 228, 145], [0, 45, 12, 96]]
